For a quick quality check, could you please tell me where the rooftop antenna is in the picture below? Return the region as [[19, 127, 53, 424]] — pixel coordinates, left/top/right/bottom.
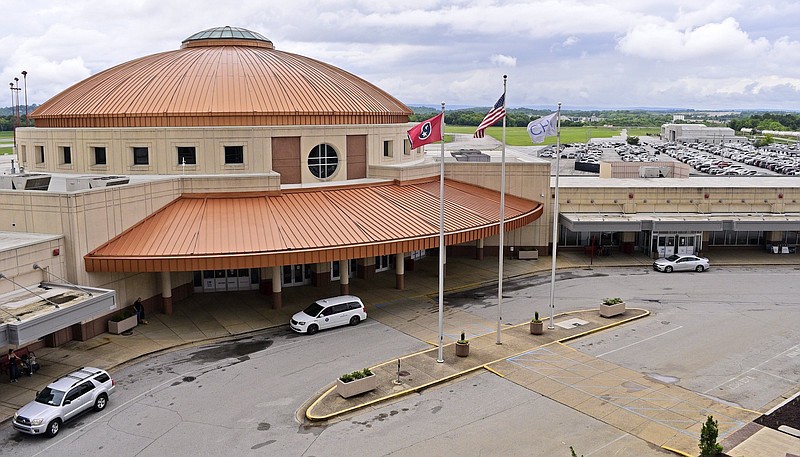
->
[[33, 264, 93, 296], [0, 273, 60, 309]]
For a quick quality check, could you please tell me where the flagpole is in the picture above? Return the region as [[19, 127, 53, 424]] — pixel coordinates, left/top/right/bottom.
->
[[437, 101, 446, 363], [548, 102, 562, 329], [496, 75, 507, 345]]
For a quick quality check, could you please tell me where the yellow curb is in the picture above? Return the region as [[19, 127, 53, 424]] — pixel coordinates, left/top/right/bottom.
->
[[483, 365, 505, 378], [660, 445, 693, 457], [306, 308, 650, 421]]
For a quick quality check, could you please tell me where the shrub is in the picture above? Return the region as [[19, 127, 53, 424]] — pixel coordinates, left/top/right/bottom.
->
[[110, 308, 135, 322], [602, 297, 623, 305], [532, 311, 541, 323], [699, 415, 723, 456], [457, 331, 468, 344], [339, 368, 373, 383]]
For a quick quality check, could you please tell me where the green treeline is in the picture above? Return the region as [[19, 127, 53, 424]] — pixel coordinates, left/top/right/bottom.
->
[[728, 112, 800, 131]]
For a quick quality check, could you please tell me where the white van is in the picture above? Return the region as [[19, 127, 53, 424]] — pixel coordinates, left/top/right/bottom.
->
[[290, 295, 367, 334]]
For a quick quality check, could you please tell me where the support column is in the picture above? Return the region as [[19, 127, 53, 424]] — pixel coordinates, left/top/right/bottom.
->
[[339, 260, 350, 295], [160, 271, 173, 315], [271, 266, 282, 309], [442, 245, 447, 277], [476, 238, 485, 260], [395, 252, 405, 290]]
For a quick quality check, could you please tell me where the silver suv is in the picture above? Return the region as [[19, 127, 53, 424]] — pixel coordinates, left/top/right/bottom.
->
[[13, 367, 116, 437]]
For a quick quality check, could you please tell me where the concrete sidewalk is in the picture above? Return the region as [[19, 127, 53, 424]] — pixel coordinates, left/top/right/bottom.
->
[[1, 247, 798, 455]]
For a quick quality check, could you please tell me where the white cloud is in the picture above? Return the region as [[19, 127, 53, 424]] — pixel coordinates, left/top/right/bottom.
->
[[2, 0, 800, 110], [490, 54, 516, 67], [617, 17, 770, 61]]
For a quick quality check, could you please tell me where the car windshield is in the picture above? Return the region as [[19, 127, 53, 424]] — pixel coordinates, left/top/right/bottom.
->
[[302, 303, 324, 317], [666, 254, 681, 262], [35, 387, 66, 406]]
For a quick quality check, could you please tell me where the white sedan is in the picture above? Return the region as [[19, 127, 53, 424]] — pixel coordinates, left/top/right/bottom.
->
[[653, 254, 710, 273]]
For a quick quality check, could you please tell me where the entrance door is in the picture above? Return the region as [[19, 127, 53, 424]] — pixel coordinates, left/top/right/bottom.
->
[[677, 236, 695, 255], [664, 236, 676, 256], [282, 264, 311, 287]]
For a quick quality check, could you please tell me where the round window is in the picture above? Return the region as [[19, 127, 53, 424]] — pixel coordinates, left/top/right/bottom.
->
[[308, 144, 339, 179]]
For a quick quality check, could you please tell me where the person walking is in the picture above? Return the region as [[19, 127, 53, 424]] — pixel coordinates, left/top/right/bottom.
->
[[7, 349, 21, 383]]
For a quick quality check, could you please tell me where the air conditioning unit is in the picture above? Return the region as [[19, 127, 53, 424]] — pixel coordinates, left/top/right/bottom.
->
[[0, 173, 52, 190], [88, 176, 130, 188], [639, 167, 670, 178], [66, 176, 130, 191]]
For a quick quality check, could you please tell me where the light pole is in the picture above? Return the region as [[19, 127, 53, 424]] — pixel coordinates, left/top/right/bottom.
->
[[21, 71, 28, 126]]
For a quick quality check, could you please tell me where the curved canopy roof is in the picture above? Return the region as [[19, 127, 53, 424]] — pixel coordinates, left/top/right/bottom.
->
[[84, 179, 544, 272], [32, 27, 411, 128]]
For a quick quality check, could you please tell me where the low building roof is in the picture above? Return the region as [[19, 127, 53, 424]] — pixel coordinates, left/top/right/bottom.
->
[[84, 179, 543, 272]]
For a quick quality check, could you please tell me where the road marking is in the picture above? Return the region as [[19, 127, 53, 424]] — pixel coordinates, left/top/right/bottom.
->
[[595, 326, 683, 357], [704, 343, 800, 394], [585, 433, 630, 456]]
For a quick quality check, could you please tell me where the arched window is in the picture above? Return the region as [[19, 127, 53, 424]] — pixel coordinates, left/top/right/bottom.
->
[[308, 144, 339, 179]]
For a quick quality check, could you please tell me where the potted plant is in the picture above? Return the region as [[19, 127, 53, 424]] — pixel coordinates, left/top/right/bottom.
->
[[108, 308, 138, 334], [530, 312, 544, 335], [600, 297, 626, 317], [455, 331, 470, 357], [336, 367, 378, 398]]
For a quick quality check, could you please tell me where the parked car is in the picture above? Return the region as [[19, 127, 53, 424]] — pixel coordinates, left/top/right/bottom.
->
[[13, 367, 115, 437], [290, 295, 367, 334], [653, 254, 710, 273]]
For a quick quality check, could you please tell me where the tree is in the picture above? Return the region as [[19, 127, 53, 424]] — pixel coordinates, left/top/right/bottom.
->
[[753, 133, 774, 147], [626, 136, 640, 145], [699, 415, 723, 457]]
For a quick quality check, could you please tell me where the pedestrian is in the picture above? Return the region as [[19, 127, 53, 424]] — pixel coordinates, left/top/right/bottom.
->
[[7, 349, 21, 383], [133, 297, 148, 325]]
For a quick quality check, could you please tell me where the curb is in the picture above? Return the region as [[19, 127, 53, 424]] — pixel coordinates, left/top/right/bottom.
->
[[305, 308, 650, 421]]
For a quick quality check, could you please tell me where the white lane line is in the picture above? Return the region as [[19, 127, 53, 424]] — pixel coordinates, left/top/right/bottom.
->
[[585, 433, 630, 456], [704, 343, 800, 394], [595, 326, 683, 357]]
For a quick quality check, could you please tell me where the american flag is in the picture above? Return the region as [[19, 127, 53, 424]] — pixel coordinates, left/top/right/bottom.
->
[[474, 94, 506, 138]]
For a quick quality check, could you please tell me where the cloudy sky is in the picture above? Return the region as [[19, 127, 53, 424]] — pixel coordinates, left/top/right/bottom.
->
[[2, 0, 799, 111]]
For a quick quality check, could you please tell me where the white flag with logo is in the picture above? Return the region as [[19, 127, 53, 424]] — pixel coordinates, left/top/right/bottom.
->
[[527, 112, 558, 144]]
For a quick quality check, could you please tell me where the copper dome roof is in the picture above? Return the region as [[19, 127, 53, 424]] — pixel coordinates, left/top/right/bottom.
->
[[32, 26, 412, 128]]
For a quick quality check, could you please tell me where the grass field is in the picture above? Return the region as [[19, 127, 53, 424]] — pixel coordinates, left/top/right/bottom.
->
[[1, 131, 13, 155], [445, 126, 625, 146]]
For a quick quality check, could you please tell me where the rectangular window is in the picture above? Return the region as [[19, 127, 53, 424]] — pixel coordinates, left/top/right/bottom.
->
[[35, 145, 45, 164], [20, 145, 26, 162], [60, 146, 72, 164], [383, 140, 393, 157], [404, 139, 411, 155], [93, 147, 107, 165], [177, 146, 196, 165], [133, 147, 149, 165], [224, 145, 244, 164]]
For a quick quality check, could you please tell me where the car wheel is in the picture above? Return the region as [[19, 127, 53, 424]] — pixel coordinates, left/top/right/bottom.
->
[[306, 324, 318, 335], [665, 266, 673, 273], [93, 393, 108, 411], [45, 419, 61, 438], [349, 316, 360, 326], [695, 265, 705, 272]]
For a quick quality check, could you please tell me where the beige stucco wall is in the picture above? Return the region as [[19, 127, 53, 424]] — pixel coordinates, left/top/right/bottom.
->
[[445, 160, 552, 249], [556, 180, 800, 215], [15, 124, 424, 183], [0, 235, 67, 295]]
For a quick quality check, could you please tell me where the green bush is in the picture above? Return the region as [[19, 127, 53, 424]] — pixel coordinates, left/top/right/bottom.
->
[[457, 331, 468, 344], [110, 308, 135, 322], [602, 297, 623, 305], [339, 368, 373, 383], [532, 311, 541, 323]]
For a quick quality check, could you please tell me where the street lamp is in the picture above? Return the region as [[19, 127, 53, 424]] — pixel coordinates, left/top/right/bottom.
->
[[21, 71, 28, 126]]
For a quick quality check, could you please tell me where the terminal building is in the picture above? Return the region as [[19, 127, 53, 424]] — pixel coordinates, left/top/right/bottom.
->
[[1, 26, 798, 351]]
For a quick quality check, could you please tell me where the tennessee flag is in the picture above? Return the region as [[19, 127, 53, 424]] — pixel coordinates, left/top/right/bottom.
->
[[407, 113, 444, 149]]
